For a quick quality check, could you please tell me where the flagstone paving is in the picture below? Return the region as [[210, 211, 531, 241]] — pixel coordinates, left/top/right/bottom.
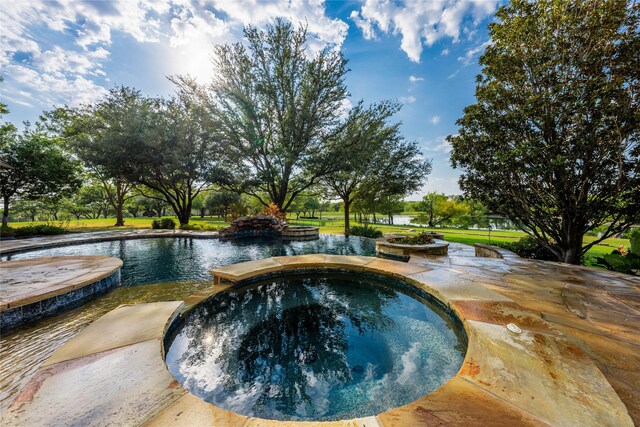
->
[[0, 256, 122, 310], [1, 235, 638, 426]]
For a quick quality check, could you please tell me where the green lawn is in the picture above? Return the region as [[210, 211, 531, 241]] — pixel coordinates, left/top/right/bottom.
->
[[7, 214, 625, 266]]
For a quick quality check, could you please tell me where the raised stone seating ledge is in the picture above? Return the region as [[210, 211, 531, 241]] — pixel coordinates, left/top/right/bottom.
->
[[3, 253, 636, 426], [0, 256, 123, 330]]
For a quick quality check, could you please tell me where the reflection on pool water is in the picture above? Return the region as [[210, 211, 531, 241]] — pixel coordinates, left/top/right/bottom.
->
[[0, 235, 375, 410], [2, 236, 376, 285], [166, 273, 466, 421]]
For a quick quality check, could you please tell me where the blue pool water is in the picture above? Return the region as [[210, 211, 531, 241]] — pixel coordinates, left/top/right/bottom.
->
[[2, 235, 376, 285], [165, 273, 466, 421]]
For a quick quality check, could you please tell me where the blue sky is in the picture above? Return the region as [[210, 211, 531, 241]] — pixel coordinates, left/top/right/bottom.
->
[[0, 0, 500, 197]]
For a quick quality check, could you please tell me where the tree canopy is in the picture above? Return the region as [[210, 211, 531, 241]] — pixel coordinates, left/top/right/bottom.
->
[[322, 101, 430, 234], [0, 123, 82, 226], [449, 0, 640, 264], [190, 19, 350, 212], [414, 192, 469, 228], [54, 86, 153, 225]]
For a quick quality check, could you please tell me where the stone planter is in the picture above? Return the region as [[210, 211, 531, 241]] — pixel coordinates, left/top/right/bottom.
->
[[376, 234, 449, 261], [281, 226, 319, 241]]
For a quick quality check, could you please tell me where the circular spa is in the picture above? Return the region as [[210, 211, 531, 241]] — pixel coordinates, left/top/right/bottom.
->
[[165, 272, 467, 421]]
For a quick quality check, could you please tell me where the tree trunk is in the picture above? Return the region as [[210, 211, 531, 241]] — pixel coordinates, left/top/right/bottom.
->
[[177, 208, 191, 225], [562, 231, 584, 265], [344, 199, 351, 236], [2, 196, 9, 227], [114, 199, 125, 226], [200, 208, 205, 218]]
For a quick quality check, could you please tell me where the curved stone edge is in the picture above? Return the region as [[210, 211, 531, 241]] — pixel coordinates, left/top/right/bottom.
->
[[4, 256, 634, 426], [474, 243, 520, 259], [0, 256, 123, 332]]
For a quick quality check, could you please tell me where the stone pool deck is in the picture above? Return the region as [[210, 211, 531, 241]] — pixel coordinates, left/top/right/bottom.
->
[[0, 235, 638, 426], [0, 256, 122, 330]]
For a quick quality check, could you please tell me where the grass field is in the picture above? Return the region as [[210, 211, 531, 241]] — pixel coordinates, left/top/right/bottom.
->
[[7, 213, 627, 266]]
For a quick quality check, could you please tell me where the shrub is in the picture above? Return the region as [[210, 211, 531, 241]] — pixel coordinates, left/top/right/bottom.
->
[[152, 218, 176, 229], [593, 229, 640, 275], [388, 232, 435, 245], [496, 236, 558, 261], [0, 225, 16, 238], [180, 223, 219, 231], [349, 225, 383, 238], [262, 202, 285, 220], [2, 223, 67, 238]]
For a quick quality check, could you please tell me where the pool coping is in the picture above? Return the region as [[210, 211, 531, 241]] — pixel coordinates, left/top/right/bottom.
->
[[3, 255, 633, 426]]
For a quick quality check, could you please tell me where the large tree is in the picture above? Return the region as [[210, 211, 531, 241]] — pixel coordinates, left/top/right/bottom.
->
[[449, 0, 640, 264], [55, 87, 148, 226], [190, 19, 349, 212], [322, 101, 431, 235], [0, 124, 82, 226], [414, 192, 470, 228], [116, 90, 225, 225]]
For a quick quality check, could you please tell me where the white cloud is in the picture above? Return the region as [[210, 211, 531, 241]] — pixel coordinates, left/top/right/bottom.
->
[[430, 116, 441, 125], [350, 0, 498, 62], [458, 40, 491, 65], [399, 96, 416, 104], [1, 0, 348, 111], [409, 75, 424, 82], [425, 136, 453, 153], [441, 48, 450, 56]]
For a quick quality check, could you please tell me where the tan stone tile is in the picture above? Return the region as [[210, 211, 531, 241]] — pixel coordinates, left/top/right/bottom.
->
[[7, 340, 184, 426], [451, 301, 559, 335], [363, 258, 432, 277], [600, 371, 640, 426], [143, 393, 247, 426], [210, 258, 284, 283], [504, 274, 568, 292], [377, 376, 548, 427], [274, 254, 328, 269], [460, 320, 633, 426], [44, 301, 183, 366], [541, 310, 640, 346], [323, 255, 377, 269], [552, 322, 640, 422], [408, 270, 512, 303]]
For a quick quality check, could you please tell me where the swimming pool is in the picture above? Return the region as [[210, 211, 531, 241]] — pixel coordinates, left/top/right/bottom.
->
[[2, 235, 376, 285], [0, 235, 376, 409]]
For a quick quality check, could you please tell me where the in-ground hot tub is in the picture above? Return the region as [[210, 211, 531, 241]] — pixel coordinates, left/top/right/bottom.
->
[[164, 271, 467, 421]]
